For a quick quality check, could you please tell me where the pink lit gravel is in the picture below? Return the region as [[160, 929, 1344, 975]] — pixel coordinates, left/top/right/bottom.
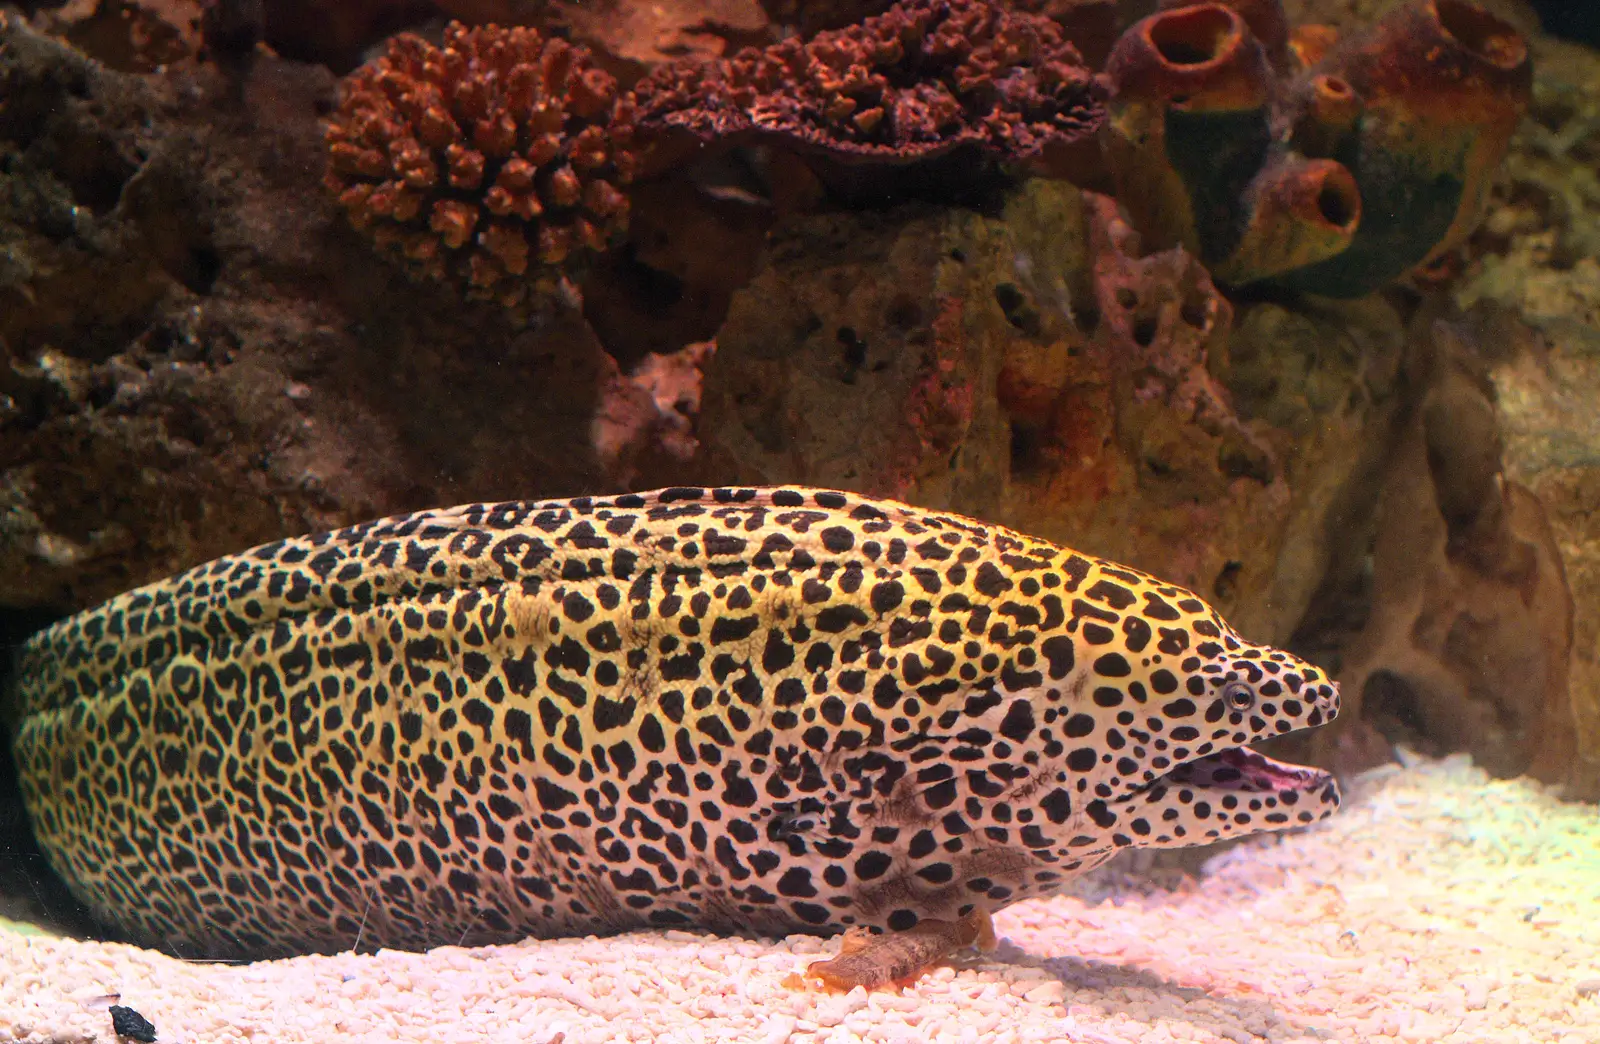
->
[[3, 753, 1597, 1044]]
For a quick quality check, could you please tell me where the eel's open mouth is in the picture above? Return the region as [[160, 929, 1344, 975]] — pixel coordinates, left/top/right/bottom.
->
[[1161, 745, 1338, 797], [1120, 746, 1344, 819], [1067, 743, 1342, 852], [1112, 745, 1343, 836]]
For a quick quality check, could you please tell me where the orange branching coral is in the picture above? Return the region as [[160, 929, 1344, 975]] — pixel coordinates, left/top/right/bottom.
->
[[324, 23, 638, 309]]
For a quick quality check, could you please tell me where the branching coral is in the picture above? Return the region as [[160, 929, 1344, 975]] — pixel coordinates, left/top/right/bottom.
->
[[1104, 0, 1532, 296], [324, 23, 637, 309], [630, 0, 1107, 188]]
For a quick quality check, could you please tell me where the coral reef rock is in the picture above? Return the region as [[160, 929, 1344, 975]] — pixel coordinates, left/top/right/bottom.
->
[[1451, 35, 1600, 798], [629, 0, 1108, 197], [592, 339, 717, 484], [1281, 0, 1542, 41], [691, 179, 1406, 651], [33, 0, 205, 73], [430, 0, 550, 25], [324, 22, 638, 315], [257, 0, 436, 72], [0, 15, 627, 615], [431, 1, 774, 72], [1105, 0, 1532, 296], [557, 0, 773, 73], [757, 0, 896, 37], [1310, 316, 1575, 786]]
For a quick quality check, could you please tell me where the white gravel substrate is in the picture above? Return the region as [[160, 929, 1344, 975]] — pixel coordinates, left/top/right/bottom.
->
[[3, 753, 1597, 1044]]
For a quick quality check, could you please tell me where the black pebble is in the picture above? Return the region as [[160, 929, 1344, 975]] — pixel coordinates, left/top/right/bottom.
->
[[110, 1005, 158, 1043]]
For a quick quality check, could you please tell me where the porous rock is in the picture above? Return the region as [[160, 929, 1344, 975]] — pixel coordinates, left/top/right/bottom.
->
[[1282, 0, 1541, 39], [1304, 316, 1576, 784], [757, 0, 895, 36], [428, 1, 774, 73], [1450, 35, 1600, 797], [591, 339, 717, 485], [692, 178, 1406, 650], [0, 16, 625, 619], [257, 0, 436, 72], [556, 0, 773, 73], [33, 0, 205, 72]]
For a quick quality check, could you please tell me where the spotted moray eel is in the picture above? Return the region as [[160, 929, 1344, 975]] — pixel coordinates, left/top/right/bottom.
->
[[9, 487, 1341, 959]]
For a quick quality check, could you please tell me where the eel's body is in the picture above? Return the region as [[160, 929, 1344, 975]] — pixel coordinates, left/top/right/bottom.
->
[[10, 487, 1341, 958]]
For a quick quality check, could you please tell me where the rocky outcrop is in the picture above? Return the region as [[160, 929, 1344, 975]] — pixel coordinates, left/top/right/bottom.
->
[[694, 179, 1409, 650], [0, 17, 625, 615], [1449, 37, 1600, 797], [1300, 315, 1576, 783]]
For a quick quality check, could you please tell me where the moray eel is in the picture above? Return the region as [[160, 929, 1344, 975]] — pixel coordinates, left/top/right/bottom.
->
[[9, 487, 1341, 958]]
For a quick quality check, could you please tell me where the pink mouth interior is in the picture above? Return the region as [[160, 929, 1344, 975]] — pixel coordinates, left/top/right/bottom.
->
[[1163, 745, 1337, 796]]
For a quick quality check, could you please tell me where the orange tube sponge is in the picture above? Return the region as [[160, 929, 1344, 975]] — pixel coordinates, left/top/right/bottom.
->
[[1104, 0, 1531, 297]]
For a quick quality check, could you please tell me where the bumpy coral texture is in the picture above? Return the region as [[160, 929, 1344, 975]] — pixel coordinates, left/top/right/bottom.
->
[[324, 24, 636, 308], [630, 0, 1106, 170]]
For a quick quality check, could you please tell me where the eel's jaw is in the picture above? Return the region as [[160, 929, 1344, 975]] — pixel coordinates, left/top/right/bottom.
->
[[1106, 745, 1342, 849], [1164, 745, 1341, 800]]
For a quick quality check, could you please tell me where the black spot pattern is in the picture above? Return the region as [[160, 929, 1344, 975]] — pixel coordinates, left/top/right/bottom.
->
[[11, 486, 1341, 959]]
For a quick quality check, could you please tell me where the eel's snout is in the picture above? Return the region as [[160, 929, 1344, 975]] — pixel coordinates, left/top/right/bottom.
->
[[1315, 677, 1342, 724]]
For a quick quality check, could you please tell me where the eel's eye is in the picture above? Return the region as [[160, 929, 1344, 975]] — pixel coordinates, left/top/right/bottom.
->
[[1222, 681, 1255, 711]]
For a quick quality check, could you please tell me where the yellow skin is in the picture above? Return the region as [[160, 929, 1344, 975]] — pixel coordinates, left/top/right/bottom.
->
[[10, 487, 1341, 959]]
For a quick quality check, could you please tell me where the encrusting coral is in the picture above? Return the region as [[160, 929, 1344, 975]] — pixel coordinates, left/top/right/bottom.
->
[[34, 0, 205, 73], [628, 0, 1108, 192], [323, 2, 1108, 304], [591, 339, 718, 484], [323, 22, 637, 310], [1104, 0, 1532, 297]]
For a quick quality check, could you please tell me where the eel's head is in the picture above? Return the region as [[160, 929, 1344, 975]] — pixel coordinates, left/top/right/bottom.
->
[[1107, 639, 1342, 848], [1043, 572, 1342, 854]]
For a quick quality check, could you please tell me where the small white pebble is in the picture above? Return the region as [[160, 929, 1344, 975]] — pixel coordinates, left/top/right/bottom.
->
[[1022, 981, 1067, 1006], [3, 756, 1597, 1044], [760, 1013, 797, 1043]]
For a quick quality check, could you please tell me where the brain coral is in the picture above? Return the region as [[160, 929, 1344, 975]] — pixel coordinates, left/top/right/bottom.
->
[[324, 23, 637, 309]]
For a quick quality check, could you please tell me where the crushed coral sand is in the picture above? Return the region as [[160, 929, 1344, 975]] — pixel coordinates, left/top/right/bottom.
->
[[3, 753, 1597, 1044]]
